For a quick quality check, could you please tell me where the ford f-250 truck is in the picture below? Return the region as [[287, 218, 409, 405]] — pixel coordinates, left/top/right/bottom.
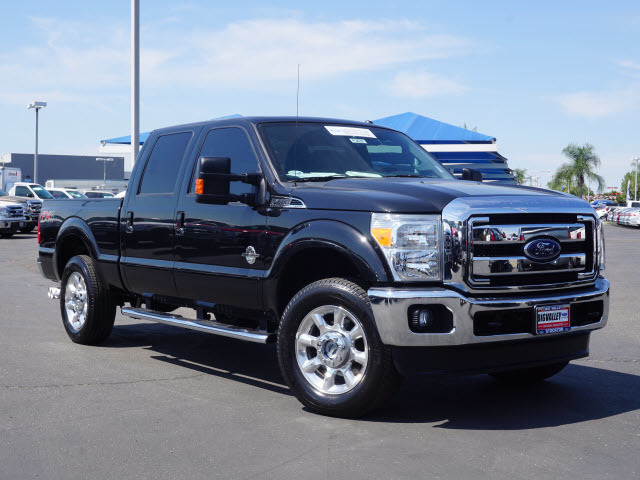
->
[[38, 116, 609, 417]]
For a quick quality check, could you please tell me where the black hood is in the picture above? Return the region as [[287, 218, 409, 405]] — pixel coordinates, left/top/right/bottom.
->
[[285, 177, 585, 213]]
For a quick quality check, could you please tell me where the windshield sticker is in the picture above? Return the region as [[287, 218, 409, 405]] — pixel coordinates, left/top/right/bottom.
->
[[325, 126, 376, 138], [349, 138, 367, 144]]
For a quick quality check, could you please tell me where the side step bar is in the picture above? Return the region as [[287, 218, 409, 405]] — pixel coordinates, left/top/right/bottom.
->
[[120, 307, 276, 344]]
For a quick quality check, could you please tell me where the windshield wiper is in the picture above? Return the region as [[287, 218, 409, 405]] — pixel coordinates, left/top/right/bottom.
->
[[383, 174, 425, 178], [289, 175, 347, 182]]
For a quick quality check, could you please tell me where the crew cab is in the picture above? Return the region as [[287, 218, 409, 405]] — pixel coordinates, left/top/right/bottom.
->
[[38, 116, 609, 417]]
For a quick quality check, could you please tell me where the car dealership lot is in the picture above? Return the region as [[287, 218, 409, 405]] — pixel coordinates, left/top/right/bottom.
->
[[1, 225, 639, 480]]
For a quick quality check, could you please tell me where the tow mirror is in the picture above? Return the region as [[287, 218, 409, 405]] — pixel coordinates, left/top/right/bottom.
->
[[195, 156, 266, 206], [462, 168, 482, 182]]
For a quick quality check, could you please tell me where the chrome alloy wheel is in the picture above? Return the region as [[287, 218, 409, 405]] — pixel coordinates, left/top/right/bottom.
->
[[295, 305, 369, 395], [64, 272, 88, 332]]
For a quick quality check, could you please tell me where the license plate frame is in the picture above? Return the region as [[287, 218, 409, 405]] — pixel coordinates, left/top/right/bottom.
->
[[535, 304, 570, 334]]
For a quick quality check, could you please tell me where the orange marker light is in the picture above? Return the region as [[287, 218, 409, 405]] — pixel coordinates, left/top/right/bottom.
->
[[372, 227, 392, 247], [195, 178, 204, 195]]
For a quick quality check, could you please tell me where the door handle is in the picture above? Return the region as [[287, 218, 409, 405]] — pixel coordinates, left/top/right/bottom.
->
[[125, 211, 134, 233], [175, 211, 185, 236]]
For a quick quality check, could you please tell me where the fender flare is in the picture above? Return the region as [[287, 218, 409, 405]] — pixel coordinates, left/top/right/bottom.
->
[[264, 219, 391, 313], [53, 217, 100, 279]]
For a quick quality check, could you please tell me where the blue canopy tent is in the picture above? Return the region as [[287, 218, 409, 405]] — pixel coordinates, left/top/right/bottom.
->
[[374, 112, 516, 184]]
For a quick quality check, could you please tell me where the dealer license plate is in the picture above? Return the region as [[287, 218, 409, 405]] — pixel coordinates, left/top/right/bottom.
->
[[536, 304, 570, 334]]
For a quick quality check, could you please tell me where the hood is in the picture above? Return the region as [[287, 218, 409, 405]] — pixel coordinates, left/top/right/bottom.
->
[[0, 199, 24, 208], [0, 195, 34, 205], [286, 177, 588, 213]]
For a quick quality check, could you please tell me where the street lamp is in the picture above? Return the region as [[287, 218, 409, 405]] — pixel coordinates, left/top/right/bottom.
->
[[96, 157, 115, 183], [28, 101, 47, 184]]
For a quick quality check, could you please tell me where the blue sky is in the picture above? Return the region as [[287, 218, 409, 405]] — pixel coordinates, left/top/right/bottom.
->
[[1, 0, 639, 188]]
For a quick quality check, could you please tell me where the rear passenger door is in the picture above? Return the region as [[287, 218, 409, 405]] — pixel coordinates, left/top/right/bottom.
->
[[121, 129, 199, 298], [173, 126, 267, 310]]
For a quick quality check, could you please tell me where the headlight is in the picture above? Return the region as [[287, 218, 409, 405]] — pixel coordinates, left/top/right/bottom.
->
[[0, 208, 7, 218], [597, 219, 605, 271], [371, 213, 442, 281]]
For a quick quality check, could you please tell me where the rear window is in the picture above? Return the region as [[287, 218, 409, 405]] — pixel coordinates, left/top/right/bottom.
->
[[138, 132, 193, 195], [49, 190, 67, 199]]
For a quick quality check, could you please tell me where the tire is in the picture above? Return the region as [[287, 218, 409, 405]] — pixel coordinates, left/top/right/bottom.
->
[[489, 361, 569, 384], [277, 278, 401, 418], [19, 226, 35, 233], [60, 255, 116, 345]]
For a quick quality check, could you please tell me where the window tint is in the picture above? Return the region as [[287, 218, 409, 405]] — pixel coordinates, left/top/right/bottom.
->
[[50, 190, 66, 199], [192, 128, 259, 195], [139, 132, 193, 195], [15, 186, 30, 197]]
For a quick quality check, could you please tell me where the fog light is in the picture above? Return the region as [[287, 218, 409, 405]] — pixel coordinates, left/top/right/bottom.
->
[[409, 305, 454, 333]]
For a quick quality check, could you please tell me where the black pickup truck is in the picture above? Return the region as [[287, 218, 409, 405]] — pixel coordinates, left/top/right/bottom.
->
[[38, 116, 609, 417]]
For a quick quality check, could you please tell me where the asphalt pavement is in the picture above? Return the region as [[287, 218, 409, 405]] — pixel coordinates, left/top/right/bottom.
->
[[1, 224, 639, 479]]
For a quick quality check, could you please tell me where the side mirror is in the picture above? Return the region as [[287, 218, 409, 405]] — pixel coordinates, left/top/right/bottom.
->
[[27, 193, 34, 198], [195, 156, 266, 206], [462, 168, 482, 182]]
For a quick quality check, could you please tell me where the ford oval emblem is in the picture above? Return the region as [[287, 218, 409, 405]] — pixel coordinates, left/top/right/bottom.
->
[[523, 238, 561, 262]]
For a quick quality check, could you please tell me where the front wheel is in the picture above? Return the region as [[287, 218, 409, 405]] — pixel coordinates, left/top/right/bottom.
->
[[60, 255, 116, 345], [489, 361, 569, 384], [19, 225, 35, 233], [277, 278, 401, 418]]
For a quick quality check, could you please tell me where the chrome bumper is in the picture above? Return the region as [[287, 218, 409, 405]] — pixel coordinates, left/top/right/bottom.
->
[[368, 277, 609, 347]]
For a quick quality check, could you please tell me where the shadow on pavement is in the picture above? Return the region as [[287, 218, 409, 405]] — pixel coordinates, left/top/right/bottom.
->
[[107, 322, 640, 428]]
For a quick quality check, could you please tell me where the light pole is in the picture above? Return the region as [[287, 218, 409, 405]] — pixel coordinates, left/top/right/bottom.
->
[[28, 101, 47, 183], [131, 0, 140, 165], [96, 157, 115, 183]]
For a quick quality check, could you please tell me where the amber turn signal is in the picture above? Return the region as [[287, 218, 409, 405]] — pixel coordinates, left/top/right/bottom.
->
[[195, 178, 204, 195]]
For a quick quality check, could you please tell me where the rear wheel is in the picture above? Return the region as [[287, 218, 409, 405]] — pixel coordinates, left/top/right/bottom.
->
[[490, 361, 569, 383], [60, 255, 116, 345], [277, 278, 401, 418]]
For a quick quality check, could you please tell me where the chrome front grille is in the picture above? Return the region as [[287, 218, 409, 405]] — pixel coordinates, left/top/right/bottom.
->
[[468, 215, 596, 288], [6, 206, 24, 218], [28, 202, 41, 214]]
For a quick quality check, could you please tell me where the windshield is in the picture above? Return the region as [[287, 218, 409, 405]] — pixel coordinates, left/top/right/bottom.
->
[[30, 185, 54, 199], [259, 123, 453, 181], [67, 190, 86, 198]]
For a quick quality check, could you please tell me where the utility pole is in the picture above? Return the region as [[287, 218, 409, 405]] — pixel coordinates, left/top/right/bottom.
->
[[28, 101, 47, 183], [131, 0, 140, 166], [634, 157, 639, 201]]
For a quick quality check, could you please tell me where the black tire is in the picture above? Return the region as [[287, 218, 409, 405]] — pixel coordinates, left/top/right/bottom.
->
[[60, 255, 116, 345], [19, 226, 35, 233], [490, 361, 569, 384], [0, 233, 14, 238], [277, 278, 402, 418]]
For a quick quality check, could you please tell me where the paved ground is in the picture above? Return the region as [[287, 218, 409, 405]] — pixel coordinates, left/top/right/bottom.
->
[[1, 224, 639, 479]]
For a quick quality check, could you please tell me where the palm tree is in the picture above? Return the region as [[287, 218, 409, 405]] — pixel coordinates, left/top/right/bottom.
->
[[550, 143, 604, 198], [513, 168, 527, 185]]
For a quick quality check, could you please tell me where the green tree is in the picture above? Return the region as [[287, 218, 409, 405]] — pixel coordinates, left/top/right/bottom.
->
[[550, 143, 604, 198], [513, 168, 527, 184], [621, 170, 639, 201]]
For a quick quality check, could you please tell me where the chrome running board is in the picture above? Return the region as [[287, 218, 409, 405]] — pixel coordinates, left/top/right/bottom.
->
[[120, 307, 275, 344]]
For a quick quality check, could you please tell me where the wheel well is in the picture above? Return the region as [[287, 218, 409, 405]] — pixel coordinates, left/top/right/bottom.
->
[[276, 247, 365, 316], [56, 236, 91, 277]]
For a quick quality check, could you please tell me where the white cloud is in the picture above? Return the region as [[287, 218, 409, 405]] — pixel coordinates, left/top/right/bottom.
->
[[559, 88, 640, 119], [389, 70, 469, 98], [0, 16, 473, 104]]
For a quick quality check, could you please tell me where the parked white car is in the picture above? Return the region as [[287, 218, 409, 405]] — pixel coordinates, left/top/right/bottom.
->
[[48, 188, 88, 199], [0, 199, 26, 238], [8, 182, 54, 201], [82, 189, 115, 198]]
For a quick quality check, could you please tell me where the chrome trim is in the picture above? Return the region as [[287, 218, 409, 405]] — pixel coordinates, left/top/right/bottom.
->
[[441, 196, 599, 293], [472, 224, 586, 243], [368, 277, 609, 347], [472, 253, 586, 276], [121, 307, 276, 344], [270, 196, 307, 209]]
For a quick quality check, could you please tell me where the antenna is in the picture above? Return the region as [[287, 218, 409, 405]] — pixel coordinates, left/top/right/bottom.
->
[[294, 64, 300, 187]]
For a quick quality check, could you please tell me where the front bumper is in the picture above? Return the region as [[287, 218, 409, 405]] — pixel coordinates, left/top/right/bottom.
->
[[0, 218, 26, 231], [368, 277, 609, 347]]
